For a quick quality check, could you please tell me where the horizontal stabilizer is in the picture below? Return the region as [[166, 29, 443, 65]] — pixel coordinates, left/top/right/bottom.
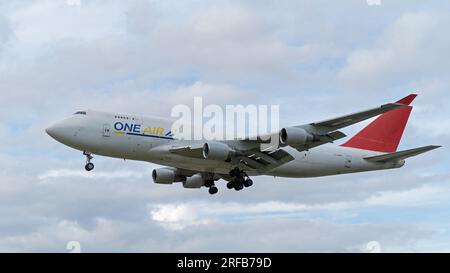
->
[[364, 145, 441, 163]]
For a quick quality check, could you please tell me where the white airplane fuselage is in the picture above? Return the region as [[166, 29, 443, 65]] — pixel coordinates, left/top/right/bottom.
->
[[46, 110, 403, 179]]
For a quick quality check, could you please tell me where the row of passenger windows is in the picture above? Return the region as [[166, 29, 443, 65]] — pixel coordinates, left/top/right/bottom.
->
[[115, 115, 136, 121]]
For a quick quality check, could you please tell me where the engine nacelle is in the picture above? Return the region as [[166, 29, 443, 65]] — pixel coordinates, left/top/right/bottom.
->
[[183, 174, 204, 189], [279, 127, 314, 146], [152, 168, 177, 184], [202, 142, 233, 161]]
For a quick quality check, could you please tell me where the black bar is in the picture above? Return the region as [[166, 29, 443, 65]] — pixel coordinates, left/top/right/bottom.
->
[[0, 253, 448, 272]]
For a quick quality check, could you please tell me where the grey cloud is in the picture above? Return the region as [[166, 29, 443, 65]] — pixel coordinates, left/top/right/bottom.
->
[[0, 17, 12, 46], [0, 13, 13, 59], [164, 218, 432, 253], [0, 164, 436, 253], [0, 213, 433, 252]]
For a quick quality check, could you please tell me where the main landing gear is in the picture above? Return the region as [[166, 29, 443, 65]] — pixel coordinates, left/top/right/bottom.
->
[[83, 152, 94, 172], [204, 178, 218, 195], [227, 168, 253, 191]]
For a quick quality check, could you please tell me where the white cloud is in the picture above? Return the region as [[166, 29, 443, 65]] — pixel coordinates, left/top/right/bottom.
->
[[149, 183, 450, 230], [366, 184, 450, 207], [150, 204, 210, 231], [0, 218, 124, 252], [338, 12, 450, 91], [10, 0, 125, 47]]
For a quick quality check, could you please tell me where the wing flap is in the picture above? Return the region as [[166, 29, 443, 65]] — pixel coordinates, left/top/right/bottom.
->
[[168, 143, 294, 175], [239, 149, 294, 174], [364, 145, 441, 163]]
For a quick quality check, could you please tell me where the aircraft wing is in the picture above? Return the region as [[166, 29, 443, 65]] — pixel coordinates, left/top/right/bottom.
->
[[300, 102, 406, 135], [364, 145, 441, 163], [242, 102, 406, 152], [167, 100, 408, 173]]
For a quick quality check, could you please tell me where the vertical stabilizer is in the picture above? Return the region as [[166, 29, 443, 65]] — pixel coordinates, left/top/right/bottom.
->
[[341, 94, 417, 153]]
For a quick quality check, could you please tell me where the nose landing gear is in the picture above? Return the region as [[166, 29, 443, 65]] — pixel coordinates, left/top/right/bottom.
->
[[83, 152, 94, 172]]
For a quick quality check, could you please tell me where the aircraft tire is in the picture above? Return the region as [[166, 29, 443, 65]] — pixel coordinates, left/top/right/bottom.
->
[[85, 163, 94, 172], [244, 179, 253, 187], [209, 186, 218, 195]]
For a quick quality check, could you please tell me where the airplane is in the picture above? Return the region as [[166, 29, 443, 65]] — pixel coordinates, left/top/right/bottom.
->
[[46, 94, 440, 195]]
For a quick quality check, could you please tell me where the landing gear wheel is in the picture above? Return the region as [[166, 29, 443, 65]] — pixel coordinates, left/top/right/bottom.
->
[[85, 162, 94, 172], [234, 183, 244, 191], [244, 179, 253, 187], [83, 151, 94, 172], [208, 186, 218, 195], [226, 181, 235, 189]]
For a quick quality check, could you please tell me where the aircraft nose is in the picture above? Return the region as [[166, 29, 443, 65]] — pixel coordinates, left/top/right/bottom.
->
[[45, 125, 56, 137], [46, 123, 63, 139], [46, 117, 83, 147], [45, 120, 75, 143]]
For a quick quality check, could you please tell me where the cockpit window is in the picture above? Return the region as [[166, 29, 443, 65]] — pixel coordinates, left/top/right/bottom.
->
[[74, 111, 87, 115]]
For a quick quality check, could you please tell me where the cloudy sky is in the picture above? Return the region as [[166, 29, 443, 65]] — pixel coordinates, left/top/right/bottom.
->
[[0, 0, 449, 252]]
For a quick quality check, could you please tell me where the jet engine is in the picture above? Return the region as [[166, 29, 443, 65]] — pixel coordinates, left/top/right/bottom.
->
[[152, 168, 179, 184], [202, 142, 234, 161], [279, 127, 314, 146], [183, 174, 204, 188]]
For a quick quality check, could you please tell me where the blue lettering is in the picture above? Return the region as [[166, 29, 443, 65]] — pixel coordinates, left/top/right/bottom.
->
[[124, 123, 133, 132], [114, 122, 141, 133], [114, 122, 124, 131]]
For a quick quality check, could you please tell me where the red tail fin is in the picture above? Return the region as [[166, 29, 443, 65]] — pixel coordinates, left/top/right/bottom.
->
[[341, 94, 417, 153]]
